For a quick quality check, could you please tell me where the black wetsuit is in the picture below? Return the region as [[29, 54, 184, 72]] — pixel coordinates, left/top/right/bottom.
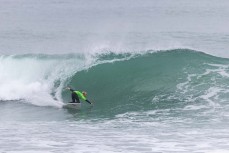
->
[[69, 88, 80, 103]]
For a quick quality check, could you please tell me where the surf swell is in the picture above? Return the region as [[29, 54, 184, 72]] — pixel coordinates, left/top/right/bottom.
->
[[1, 49, 229, 116]]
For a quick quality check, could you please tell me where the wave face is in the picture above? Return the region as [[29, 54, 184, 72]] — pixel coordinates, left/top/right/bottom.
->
[[63, 49, 229, 117], [1, 49, 229, 117]]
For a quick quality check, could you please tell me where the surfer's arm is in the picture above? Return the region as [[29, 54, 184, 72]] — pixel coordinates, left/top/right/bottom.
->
[[85, 99, 92, 104], [66, 87, 75, 92]]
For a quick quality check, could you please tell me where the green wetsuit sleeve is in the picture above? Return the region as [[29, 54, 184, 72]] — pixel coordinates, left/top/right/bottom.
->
[[75, 91, 87, 101]]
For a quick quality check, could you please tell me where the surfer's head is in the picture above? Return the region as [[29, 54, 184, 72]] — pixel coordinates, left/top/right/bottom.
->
[[82, 91, 87, 97]]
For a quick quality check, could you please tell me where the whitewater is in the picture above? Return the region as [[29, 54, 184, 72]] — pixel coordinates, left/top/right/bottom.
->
[[1, 0, 229, 153]]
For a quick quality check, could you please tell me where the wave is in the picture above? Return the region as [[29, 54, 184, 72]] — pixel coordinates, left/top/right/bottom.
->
[[1, 49, 229, 116], [0, 53, 90, 107], [63, 49, 229, 116]]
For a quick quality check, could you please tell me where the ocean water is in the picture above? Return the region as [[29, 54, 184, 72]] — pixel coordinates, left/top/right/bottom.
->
[[1, 0, 229, 153]]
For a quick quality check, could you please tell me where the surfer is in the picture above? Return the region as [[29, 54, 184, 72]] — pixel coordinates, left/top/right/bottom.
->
[[66, 87, 92, 104]]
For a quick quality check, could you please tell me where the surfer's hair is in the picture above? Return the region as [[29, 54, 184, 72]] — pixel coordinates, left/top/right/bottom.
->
[[82, 91, 87, 97]]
